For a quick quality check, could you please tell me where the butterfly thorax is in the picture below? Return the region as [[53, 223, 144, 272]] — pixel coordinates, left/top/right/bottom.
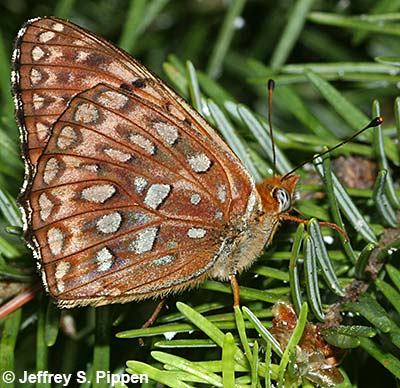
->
[[209, 174, 299, 280]]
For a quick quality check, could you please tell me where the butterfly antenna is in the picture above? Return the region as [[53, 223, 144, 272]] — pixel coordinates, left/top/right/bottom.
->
[[268, 79, 277, 176], [282, 116, 384, 180]]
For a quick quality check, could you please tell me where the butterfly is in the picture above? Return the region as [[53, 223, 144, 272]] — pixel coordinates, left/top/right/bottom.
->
[[12, 17, 299, 308]]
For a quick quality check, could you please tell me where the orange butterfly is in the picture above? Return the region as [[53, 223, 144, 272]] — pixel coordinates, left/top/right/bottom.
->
[[11, 17, 330, 308]]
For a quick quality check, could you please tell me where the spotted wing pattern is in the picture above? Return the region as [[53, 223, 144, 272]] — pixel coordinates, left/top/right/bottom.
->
[[12, 17, 261, 306]]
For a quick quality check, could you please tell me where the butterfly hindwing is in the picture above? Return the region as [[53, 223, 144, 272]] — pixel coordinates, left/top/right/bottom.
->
[[21, 75, 259, 305]]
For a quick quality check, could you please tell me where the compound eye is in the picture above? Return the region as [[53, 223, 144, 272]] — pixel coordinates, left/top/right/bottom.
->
[[273, 188, 291, 212]]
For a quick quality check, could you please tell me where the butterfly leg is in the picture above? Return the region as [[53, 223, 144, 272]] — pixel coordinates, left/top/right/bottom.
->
[[142, 299, 167, 329], [278, 213, 348, 241], [230, 275, 241, 308], [138, 299, 167, 346]]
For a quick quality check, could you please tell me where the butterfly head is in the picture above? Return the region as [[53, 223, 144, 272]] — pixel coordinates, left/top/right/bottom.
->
[[256, 174, 299, 216]]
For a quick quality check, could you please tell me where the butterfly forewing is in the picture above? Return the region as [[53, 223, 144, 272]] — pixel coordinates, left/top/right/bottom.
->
[[13, 17, 237, 166], [13, 18, 262, 307]]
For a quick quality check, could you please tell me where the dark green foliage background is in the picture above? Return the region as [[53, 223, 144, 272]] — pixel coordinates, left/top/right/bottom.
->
[[0, 1, 399, 387]]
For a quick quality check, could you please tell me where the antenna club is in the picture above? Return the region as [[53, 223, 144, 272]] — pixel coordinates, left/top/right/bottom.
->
[[370, 116, 384, 127], [282, 116, 384, 176], [267, 79, 277, 176]]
